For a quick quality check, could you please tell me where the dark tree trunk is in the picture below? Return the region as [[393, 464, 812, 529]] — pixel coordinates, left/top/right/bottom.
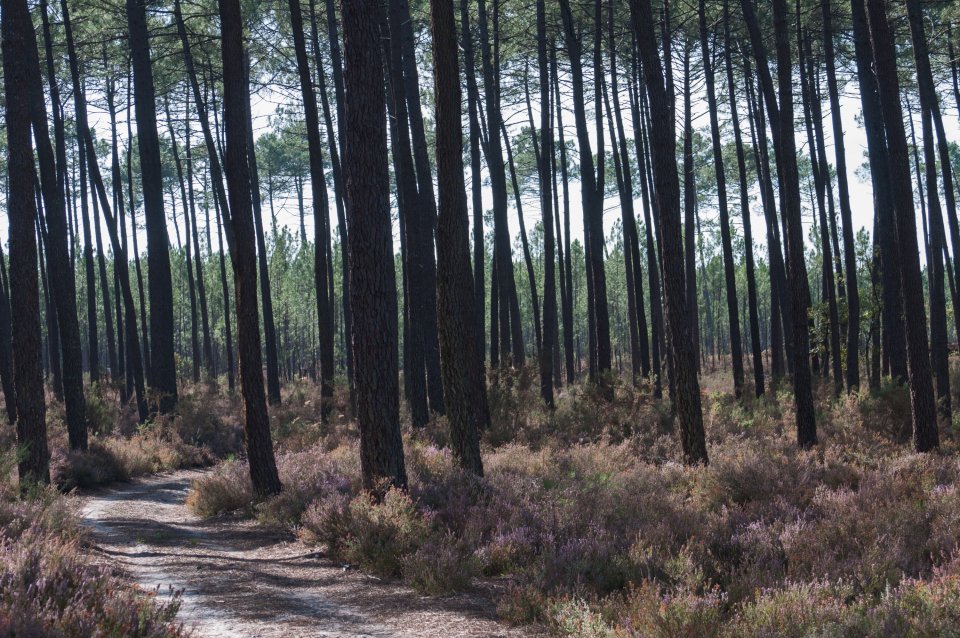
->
[[552, 50, 576, 385], [477, 0, 524, 367], [311, 0, 355, 413], [183, 92, 215, 381], [127, 0, 177, 413], [605, 6, 649, 383], [81, 122, 149, 423], [77, 141, 99, 384], [64, 0, 116, 388], [126, 73, 152, 379], [3, 0, 51, 485], [34, 0, 87, 448], [699, 0, 744, 398], [461, 0, 487, 370], [430, 0, 487, 472], [916, 100, 951, 422], [164, 97, 201, 384], [630, 76, 665, 398], [742, 0, 816, 446], [682, 43, 699, 371], [559, 0, 612, 395], [850, 0, 906, 382], [821, 0, 860, 390], [502, 117, 542, 358], [724, 0, 764, 396], [907, 0, 960, 357], [214, 181, 236, 392], [392, 0, 445, 416], [383, 5, 429, 427], [219, 0, 282, 496], [105, 76, 129, 401], [0, 247, 16, 422], [537, 0, 557, 404], [241, 59, 282, 407], [288, 0, 335, 416], [629, 0, 707, 464], [864, 0, 939, 452], [342, 0, 408, 494], [798, 23, 842, 397]]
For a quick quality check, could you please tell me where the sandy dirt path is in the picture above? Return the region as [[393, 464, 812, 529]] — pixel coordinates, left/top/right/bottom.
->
[[80, 470, 537, 638]]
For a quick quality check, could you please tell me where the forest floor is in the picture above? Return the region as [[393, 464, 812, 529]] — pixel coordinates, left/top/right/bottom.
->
[[80, 469, 537, 638]]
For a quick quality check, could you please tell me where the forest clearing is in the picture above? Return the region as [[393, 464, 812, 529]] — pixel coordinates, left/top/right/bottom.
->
[[2, 0, 960, 634]]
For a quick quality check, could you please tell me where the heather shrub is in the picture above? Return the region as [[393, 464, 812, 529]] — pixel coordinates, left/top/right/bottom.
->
[[185, 460, 254, 517], [497, 584, 550, 625], [340, 488, 433, 577], [181, 368, 960, 631], [301, 486, 437, 578], [171, 390, 244, 458], [728, 581, 851, 637], [608, 582, 726, 638], [256, 445, 357, 528], [856, 378, 913, 443], [53, 443, 129, 490], [85, 382, 122, 438], [402, 532, 477, 595], [106, 427, 210, 477], [299, 489, 352, 551], [0, 527, 185, 637], [548, 597, 616, 637]]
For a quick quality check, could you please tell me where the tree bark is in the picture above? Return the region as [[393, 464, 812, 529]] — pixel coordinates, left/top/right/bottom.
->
[[864, 0, 939, 452], [742, 0, 817, 446], [629, 0, 707, 464], [699, 0, 744, 398], [724, 0, 764, 396], [431, 0, 487, 472], [127, 0, 177, 412], [3, 0, 51, 485], [342, 0, 408, 494], [288, 0, 335, 416], [219, 0, 282, 496], [821, 0, 860, 390]]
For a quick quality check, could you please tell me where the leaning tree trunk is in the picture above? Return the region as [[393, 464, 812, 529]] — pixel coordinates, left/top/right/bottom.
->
[[218, 0, 282, 497], [33, 0, 86, 448], [821, 0, 860, 390], [742, 0, 816, 447], [851, 0, 906, 381], [724, 0, 764, 396]]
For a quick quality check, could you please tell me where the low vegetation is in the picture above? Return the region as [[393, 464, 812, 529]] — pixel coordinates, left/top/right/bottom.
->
[[50, 383, 243, 491], [185, 370, 960, 635], [0, 448, 186, 637]]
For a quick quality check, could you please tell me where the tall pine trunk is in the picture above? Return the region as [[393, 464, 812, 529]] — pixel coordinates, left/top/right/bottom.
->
[[431, 0, 487, 472], [3, 0, 51, 485], [864, 0, 938, 452], [342, 0, 408, 494], [219, 0, 282, 496], [127, 0, 177, 412]]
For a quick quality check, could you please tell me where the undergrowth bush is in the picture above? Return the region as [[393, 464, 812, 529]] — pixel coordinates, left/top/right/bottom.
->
[[184, 369, 960, 633], [0, 450, 185, 637]]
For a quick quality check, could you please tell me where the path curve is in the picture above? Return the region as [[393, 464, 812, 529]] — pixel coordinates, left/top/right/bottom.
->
[[81, 470, 535, 638]]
